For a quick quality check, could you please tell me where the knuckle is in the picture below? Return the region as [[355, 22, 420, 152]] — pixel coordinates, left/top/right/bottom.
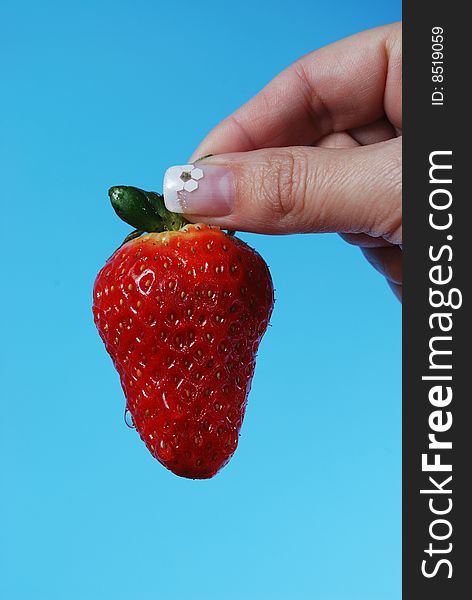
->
[[381, 152, 403, 243], [366, 145, 402, 244], [256, 149, 310, 224]]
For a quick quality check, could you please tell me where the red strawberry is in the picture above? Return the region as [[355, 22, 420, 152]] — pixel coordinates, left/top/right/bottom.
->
[[93, 186, 274, 479]]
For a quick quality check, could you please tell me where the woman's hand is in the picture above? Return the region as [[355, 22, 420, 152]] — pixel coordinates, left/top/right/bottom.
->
[[164, 23, 402, 299]]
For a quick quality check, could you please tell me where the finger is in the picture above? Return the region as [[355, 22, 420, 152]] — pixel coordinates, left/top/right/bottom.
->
[[349, 117, 399, 146], [314, 118, 398, 150], [190, 22, 402, 159], [361, 246, 403, 284], [164, 138, 402, 242], [388, 281, 402, 302], [340, 233, 394, 247], [314, 132, 360, 149]]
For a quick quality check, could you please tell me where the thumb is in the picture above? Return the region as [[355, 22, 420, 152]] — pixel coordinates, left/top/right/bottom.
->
[[163, 138, 401, 242]]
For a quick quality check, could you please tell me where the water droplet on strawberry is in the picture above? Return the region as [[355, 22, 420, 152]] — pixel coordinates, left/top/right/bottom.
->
[[124, 408, 135, 429]]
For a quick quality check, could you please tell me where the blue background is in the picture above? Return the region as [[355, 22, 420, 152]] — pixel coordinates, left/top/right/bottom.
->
[[1, 1, 401, 599]]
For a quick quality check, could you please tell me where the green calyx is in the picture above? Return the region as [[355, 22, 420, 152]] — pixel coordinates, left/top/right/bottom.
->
[[109, 156, 215, 243], [108, 186, 189, 239]]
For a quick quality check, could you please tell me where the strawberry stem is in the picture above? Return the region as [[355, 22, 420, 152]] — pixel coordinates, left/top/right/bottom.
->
[[109, 186, 189, 234]]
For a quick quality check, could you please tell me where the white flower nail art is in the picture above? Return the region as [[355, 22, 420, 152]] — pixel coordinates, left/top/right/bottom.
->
[[163, 164, 204, 209]]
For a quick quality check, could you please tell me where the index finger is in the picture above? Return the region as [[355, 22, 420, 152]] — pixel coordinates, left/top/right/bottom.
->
[[190, 22, 402, 159]]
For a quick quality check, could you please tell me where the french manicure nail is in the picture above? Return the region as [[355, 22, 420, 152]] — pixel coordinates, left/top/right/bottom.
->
[[163, 163, 234, 216]]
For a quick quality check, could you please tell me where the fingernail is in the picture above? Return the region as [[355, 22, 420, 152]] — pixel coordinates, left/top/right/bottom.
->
[[163, 163, 234, 215]]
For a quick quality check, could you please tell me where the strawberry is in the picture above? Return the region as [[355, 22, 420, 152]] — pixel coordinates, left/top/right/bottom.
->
[[93, 186, 274, 479]]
